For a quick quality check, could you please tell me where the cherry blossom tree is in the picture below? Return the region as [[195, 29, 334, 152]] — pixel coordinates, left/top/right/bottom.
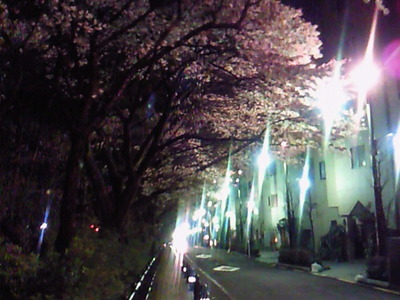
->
[[0, 0, 352, 253]]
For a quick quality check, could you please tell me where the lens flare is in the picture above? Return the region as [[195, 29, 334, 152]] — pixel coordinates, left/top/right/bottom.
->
[[383, 39, 400, 79]]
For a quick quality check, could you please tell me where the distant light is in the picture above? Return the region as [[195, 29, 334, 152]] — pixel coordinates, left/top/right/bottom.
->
[[349, 59, 380, 96], [193, 208, 206, 221], [207, 201, 213, 208], [247, 201, 255, 211], [182, 266, 187, 273], [40, 222, 48, 230], [171, 223, 189, 253], [392, 130, 400, 177], [95, 227, 100, 232], [203, 234, 210, 241], [238, 169, 243, 175], [235, 178, 240, 183], [90, 224, 95, 229], [225, 211, 234, 218], [299, 176, 311, 191], [188, 276, 196, 283], [257, 152, 271, 169]]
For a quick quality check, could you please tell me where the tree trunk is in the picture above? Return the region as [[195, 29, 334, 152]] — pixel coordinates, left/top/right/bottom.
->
[[308, 195, 316, 258], [284, 161, 296, 248], [54, 133, 87, 254]]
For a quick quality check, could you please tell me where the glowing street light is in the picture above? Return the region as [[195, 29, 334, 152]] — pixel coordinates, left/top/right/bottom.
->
[[299, 176, 311, 192], [314, 63, 350, 145], [225, 211, 234, 218], [349, 60, 381, 97], [347, 4, 387, 256], [393, 130, 400, 179], [172, 222, 190, 253], [349, 56, 386, 255], [192, 208, 206, 221], [349, 59, 381, 116]]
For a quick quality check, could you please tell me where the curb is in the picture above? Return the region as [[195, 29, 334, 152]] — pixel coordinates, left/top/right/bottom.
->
[[356, 277, 389, 288], [275, 262, 310, 272], [274, 261, 400, 296]]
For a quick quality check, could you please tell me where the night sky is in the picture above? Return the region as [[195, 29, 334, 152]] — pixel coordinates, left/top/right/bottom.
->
[[282, 0, 400, 62]]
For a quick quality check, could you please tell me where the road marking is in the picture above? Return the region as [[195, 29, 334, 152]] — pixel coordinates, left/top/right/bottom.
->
[[337, 278, 353, 284], [373, 286, 400, 296], [196, 254, 212, 259], [213, 265, 240, 272], [186, 256, 237, 300]]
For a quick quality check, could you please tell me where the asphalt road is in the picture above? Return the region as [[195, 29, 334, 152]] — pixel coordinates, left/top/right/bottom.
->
[[147, 247, 193, 300], [185, 247, 400, 300]]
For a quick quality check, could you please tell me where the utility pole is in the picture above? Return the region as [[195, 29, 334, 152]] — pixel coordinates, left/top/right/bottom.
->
[[367, 102, 387, 256]]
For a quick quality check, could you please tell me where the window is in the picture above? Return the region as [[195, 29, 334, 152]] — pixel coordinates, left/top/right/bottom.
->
[[319, 161, 326, 180], [350, 145, 367, 168], [267, 161, 276, 176], [268, 194, 278, 207]]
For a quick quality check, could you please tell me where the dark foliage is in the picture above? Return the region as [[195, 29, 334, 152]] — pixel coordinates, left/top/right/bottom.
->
[[367, 256, 388, 281], [319, 224, 346, 261], [279, 247, 313, 267]]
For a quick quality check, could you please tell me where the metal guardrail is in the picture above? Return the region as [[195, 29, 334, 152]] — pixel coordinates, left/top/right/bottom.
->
[[181, 256, 210, 300], [126, 247, 210, 300], [127, 252, 160, 300]]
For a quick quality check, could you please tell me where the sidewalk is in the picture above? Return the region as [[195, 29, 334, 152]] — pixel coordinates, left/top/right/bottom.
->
[[256, 250, 372, 285]]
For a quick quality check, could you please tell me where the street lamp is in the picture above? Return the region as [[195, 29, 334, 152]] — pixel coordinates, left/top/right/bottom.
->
[[314, 63, 350, 146], [350, 56, 387, 256], [193, 208, 206, 221], [392, 130, 400, 229]]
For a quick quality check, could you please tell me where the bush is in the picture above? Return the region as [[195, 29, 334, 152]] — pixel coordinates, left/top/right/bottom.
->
[[63, 228, 153, 299], [279, 247, 313, 267], [367, 256, 388, 281], [0, 227, 154, 299], [0, 240, 80, 299], [0, 242, 39, 299]]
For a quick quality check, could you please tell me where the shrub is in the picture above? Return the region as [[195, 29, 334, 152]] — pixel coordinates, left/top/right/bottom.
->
[[367, 256, 388, 281], [0, 227, 154, 299], [279, 247, 313, 267], [0, 242, 39, 299]]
